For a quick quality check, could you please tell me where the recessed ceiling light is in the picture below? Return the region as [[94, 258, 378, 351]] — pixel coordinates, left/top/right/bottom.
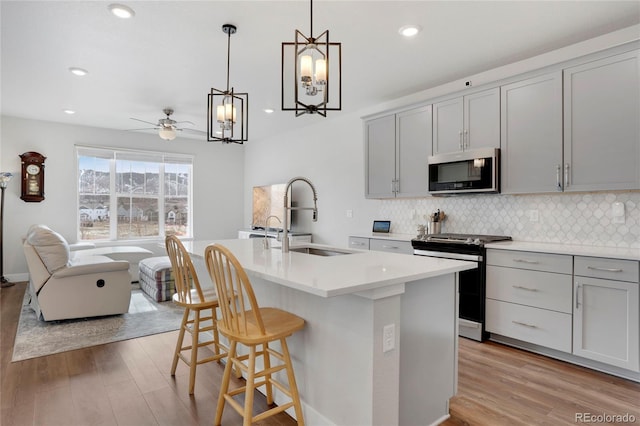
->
[[264, 108, 274, 114], [63, 109, 76, 115], [108, 3, 135, 19], [68, 67, 88, 77], [399, 25, 421, 37]]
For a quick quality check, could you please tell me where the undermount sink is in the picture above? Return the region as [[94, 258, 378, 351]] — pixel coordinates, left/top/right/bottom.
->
[[289, 246, 355, 256]]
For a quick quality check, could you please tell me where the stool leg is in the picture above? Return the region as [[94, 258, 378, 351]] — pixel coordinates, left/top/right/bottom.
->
[[211, 305, 220, 357], [281, 338, 305, 426], [243, 345, 257, 426], [188, 308, 200, 395], [171, 308, 189, 376], [215, 340, 236, 426], [263, 342, 274, 405]]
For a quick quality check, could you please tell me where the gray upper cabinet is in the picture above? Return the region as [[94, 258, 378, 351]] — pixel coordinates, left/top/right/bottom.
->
[[433, 87, 500, 154], [365, 114, 396, 198], [501, 72, 563, 194], [563, 50, 640, 192], [365, 105, 432, 198]]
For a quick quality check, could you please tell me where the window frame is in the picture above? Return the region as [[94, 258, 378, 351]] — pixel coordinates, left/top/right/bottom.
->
[[76, 145, 194, 242]]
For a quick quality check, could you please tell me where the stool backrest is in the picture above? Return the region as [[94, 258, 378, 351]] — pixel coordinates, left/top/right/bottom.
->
[[165, 235, 204, 304], [204, 244, 266, 337]]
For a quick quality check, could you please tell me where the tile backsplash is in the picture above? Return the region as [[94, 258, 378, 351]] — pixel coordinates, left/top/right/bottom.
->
[[380, 191, 640, 248]]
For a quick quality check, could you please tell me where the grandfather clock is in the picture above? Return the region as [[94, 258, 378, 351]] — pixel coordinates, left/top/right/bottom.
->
[[20, 152, 46, 202]]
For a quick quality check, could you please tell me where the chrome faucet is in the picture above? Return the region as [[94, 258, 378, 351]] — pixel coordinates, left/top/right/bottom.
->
[[282, 176, 318, 253], [263, 215, 281, 249]]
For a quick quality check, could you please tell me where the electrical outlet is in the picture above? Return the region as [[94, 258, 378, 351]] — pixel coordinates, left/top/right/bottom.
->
[[383, 324, 395, 353], [346, 209, 353, 218], [612, 202, 625, 224]]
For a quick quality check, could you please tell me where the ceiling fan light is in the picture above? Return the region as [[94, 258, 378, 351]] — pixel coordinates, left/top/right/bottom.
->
[[158, 127, 176, 141]]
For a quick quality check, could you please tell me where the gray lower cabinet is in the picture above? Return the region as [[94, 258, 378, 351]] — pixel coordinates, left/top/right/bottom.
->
[[348, 236, 413, 255], [573, 256, 639, 371], [486, 250, 573, 352], [364, 105, 432, 199], [348, 237, 370, 250], [487, 248, 640, 374]]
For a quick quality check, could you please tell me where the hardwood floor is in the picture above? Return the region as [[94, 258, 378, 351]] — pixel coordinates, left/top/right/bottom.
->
[[2, 281, 640, 425]]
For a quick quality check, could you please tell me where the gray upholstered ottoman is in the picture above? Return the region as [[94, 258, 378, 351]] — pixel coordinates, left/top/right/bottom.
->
[[138, 256, 175, 302]]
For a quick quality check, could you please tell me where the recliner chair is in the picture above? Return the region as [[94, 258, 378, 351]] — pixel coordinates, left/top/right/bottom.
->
[[22, 225, 131, 321]]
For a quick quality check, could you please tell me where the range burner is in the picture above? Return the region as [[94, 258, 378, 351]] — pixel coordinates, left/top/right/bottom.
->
[[413, 233, 512, 246]]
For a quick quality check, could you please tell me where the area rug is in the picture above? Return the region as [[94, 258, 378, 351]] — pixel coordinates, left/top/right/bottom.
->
[[12, 289, 184, 362]]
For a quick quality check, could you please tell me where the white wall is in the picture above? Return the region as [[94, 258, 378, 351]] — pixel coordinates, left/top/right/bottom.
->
[[1, 116, 244, 278]]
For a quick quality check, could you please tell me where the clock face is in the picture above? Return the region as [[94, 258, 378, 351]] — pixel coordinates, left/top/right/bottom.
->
[[26, 164, 40, 175]]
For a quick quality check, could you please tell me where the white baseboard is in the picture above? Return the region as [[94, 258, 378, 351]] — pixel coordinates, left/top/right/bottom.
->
[[5, 273, 29, 283]]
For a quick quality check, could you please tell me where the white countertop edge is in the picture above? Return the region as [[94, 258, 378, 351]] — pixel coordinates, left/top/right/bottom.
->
[[485, 240, 640, 261]]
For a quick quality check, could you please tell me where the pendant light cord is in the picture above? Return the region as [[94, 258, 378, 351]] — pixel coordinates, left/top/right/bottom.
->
[[310, 0, 313, 38], [226, 29, 231, 92]]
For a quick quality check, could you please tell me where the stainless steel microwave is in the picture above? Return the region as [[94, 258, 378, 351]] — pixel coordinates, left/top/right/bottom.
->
[[428, 148, 500, 195]]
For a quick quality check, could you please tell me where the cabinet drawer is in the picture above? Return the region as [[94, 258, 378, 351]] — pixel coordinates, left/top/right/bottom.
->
[[348, 237, 370, 250], [574, 256, 639, 283], [369, 238, 413, 255], [486, 299, 572, 353], [487, 249, 572, 274], [486, 266, 573, 313]]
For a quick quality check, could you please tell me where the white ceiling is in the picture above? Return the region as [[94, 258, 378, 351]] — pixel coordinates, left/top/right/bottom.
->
[[2, 1, 639, 142]]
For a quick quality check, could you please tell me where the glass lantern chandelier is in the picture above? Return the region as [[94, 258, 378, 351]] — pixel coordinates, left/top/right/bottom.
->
[[207, 24, 248, 144], [281, 0, 341, 117]]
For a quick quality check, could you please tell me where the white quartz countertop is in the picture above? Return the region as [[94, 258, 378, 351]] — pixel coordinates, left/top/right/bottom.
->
[[485, 240, 640, 261], [184, 239, 476, 297]]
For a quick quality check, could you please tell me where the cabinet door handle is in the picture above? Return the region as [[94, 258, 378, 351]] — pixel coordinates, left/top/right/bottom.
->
[[459, 131, 463, 150], [587, 266, 623, 273], [382, 245, 399, 250], [575, 284, 582, 309], [512, 258, 540, 264], [564, 163, 570, 188], [512, 321, 537, 328], [556, 165, 563, 191], [512, 285, 538, 292], [464, 129, 469, 149], [351, 241, 365, 247]]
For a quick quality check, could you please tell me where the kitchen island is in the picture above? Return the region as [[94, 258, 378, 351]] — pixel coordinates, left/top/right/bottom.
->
[[184, 238, 476, 426]]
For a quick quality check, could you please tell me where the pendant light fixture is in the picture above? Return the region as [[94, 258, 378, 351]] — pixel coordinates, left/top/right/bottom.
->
[[281, 0, 341, 117], [207, 24, 248, 144]]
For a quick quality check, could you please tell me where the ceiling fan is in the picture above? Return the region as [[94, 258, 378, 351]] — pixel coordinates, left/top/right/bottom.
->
[[129, 108, 205, 140]]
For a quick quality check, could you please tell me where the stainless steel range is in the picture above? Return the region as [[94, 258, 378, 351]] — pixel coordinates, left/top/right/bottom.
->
[[411, 233, 512, 341]]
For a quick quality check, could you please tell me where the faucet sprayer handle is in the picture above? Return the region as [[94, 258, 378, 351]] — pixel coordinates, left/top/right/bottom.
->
[[312, 209, 318, 221]]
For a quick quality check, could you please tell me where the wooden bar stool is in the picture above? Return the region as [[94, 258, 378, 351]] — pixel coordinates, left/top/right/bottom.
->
[[165, 235, 228, 395], [204, 243, 305, 426]]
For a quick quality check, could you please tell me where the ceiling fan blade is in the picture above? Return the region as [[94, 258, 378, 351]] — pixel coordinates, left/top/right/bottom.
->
[[174, 120, 195, 126], [180, 128, 207, 134], [130, 117, 159, 126], [127, 127, 159, 131]]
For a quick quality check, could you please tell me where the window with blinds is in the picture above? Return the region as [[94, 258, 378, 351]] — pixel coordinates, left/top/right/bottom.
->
[[76, 146, 193, 241]]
